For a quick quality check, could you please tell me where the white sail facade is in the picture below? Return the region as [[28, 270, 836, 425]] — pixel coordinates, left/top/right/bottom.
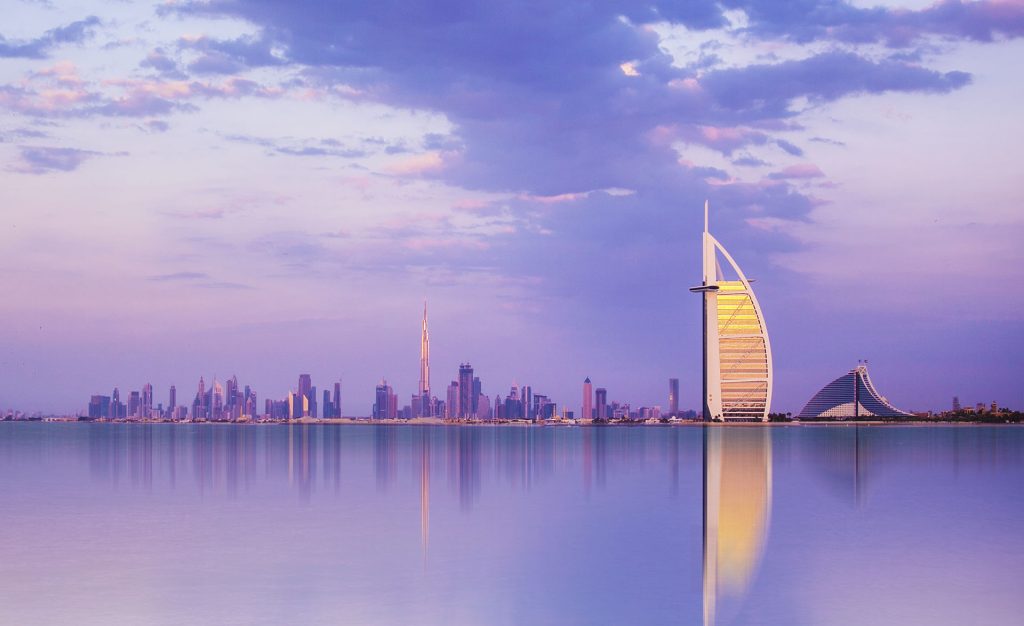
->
[[691, 202, 773, 421]]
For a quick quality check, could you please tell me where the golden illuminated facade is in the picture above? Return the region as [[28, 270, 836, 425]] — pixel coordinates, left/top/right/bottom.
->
[[690, 202, 773, 421]]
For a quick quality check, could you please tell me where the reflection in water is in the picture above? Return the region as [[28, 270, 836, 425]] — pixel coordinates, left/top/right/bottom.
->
[[703, 426, 772, 626], [5, 423, 1024, 625], [420, 430, 430, 564]]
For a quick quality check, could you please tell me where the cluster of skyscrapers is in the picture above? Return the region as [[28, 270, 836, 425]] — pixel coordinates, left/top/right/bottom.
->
[[87, 373, 342, 422], [84, 299, 693, 422]]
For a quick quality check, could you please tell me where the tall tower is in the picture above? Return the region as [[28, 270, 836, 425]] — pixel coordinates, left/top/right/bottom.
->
[[419, 301, 431, 416], [689, 201, 773, 422], [582, 377, 593, 422], [595, 387, 607, 420], [669, 378, 680, 417], [142, 383, 153, 418], [458, 364, 474, 419]]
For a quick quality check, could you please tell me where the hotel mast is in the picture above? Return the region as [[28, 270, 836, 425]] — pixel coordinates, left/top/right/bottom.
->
[[690, 201, 773, 421]]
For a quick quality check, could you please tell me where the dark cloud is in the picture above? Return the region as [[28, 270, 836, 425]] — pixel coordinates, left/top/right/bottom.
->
[[0, 16, 100, 58], [139, 48, 187, 79], [733, 155, 769, 167], [12, 145, 99, 174], [179, 33, 284, 75], [701, 52, 971, 121], [156, 0, 986, 327], [723, 0, 1024, 48], [775, 139, 804, 157]]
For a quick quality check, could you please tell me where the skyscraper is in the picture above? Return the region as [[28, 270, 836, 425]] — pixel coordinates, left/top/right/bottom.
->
[[374, 379, 393, 419], [142, 383, 153, 418], [669, 378, 679, 417], [196, 376, 206, 420], [458, 364, 474, 419], [168, 385, 176, 417], [212, 378, 224, 419], [419, 301, 431, 416], [333, 380, 342, 418], [689, 201, 772, 422], [446, 381, 459, 420], [298, 374, 312, 417], [128, 390, 140, 418], [595, 388, 607, 420], [582, 377, 593, 422]]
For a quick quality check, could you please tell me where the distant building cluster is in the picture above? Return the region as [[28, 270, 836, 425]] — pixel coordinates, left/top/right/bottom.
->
[[85, 373, 342, 422], [78, 301, 696, 423]]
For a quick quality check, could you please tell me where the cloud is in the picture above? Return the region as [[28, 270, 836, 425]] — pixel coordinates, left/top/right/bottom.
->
[[733, 155, 769, 167], [775, 138, 804, 156], [148, 272, 209, 281], [178, 33, 285, 75], [1, 70, 282, 119], [0, 16, 100, 59], [139, 48, 187, 79], [146, 271, 250, 289], [724, 0, 1024, 48], [221, 133, 367, 158], [768, 163, 826, 180], [701, 52, 971, 120], [11, 145, 99, 174]]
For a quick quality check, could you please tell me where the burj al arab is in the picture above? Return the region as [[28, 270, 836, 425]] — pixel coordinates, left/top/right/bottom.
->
[[690, 201, 773, 422]]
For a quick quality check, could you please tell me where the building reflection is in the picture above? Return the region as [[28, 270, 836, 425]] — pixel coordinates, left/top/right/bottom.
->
[[420, 429, 430, 564], [703, 426, 773, 626]]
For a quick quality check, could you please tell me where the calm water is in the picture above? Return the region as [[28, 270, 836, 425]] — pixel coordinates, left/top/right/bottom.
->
[[1, 423, 1022, 625]]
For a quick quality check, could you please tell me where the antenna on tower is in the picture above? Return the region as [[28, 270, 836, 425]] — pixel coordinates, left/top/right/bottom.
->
[[704, 199, 709, 233]]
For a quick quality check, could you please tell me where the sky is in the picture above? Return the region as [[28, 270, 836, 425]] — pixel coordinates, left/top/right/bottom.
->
[[1, 0, 1022, 415]]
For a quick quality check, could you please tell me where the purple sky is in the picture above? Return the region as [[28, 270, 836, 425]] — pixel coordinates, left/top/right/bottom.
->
[[2, 0, 1022, 415]]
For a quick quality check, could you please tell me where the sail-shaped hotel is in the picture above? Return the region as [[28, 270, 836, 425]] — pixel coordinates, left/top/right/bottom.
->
[[690, 202, 773, 422]]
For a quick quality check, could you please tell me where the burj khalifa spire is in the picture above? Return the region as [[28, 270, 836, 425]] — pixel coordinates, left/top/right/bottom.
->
[[419, 300, 431, 416]]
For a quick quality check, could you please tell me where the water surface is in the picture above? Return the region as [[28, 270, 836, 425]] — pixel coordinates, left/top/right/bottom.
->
[[1, 423, 1021, 625]]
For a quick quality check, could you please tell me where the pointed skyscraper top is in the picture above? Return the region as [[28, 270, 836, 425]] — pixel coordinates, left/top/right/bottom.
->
[[584, 377, 591, 383]]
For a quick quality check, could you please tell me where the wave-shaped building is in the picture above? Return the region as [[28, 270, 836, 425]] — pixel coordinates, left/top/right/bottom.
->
[[797, 363, 912, 419], [689, 201, 773, 421]]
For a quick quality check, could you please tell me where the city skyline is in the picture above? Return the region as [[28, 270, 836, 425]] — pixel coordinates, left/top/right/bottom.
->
[[2, 1, 1023, 414]]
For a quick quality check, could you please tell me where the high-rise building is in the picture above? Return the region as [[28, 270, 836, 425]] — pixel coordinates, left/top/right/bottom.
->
[[212, 378, 224, 419], [88, 395, 110, 419], [669, 378, 679, 417], [298, 374, 312, 417], [582, 377, 593, 421], [952, 396, 961, 412], [333, 380, 342, 418], [595, 388, 607, 420], [446, 381, 459, 419], [689, 201, 772, 421], [419, 301, 431, 416], [128, 390, 141, 418], [111, 387, 121, 419], [458, 364, 474, 419], [323, 389, 331, 418], [196, 377, 206, 419], [374, 379, 393, 419], [168, 385, 176, 416], [142, 383, 153, 418]]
